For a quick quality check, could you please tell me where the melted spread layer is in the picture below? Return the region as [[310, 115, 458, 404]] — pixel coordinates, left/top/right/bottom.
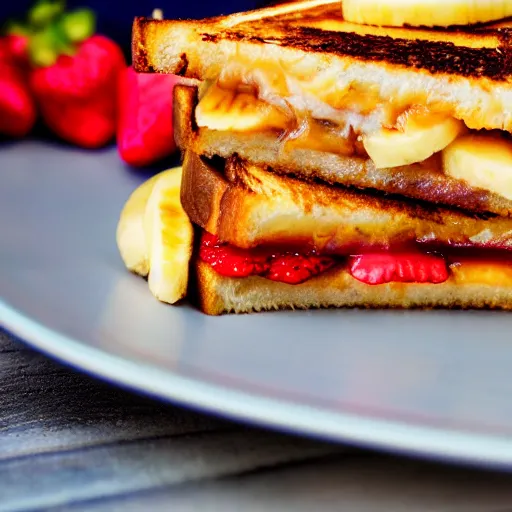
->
[[199, 231, 512, 286]]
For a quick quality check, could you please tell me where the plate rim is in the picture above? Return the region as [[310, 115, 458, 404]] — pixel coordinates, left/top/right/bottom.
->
[[2, 298, 512, 470]]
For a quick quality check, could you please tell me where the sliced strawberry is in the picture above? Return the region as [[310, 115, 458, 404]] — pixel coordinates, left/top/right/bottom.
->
[[349, 252, 449, 285], [199, 233, 269, 278], [266, 254, 337, 284], [199, 232, 338, 283]]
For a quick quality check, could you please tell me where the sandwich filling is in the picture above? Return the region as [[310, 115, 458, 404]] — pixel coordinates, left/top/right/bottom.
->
[[200, 231, 450, 285], [184, 69, 512, 288], [195, 79, 512, 201], [199, 231, 512, 287]]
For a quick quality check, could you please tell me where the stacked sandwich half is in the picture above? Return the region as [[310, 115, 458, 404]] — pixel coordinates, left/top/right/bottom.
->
[[123, 0, 512, 315]]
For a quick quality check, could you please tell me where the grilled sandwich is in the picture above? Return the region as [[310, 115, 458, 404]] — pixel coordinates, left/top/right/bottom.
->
[[119, 0, 512, 314], [180, 145, 512, 315]]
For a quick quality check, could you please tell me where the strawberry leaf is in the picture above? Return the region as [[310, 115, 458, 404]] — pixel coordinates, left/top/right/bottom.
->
[[27, 29, 58, 67], [59, 8, 96, 43], [28, 0, 66, 28]]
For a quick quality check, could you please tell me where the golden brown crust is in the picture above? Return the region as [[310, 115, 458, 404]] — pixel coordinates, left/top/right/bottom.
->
[[180, 151, 228, 234], [133, 1, 512, 80], [181, 150, 512, 252], [174, 85, 512, 216], [196, 260, 512, 315]]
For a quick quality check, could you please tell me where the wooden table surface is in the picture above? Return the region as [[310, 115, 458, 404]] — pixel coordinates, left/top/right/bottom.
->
[[2, 329, 512, 511]]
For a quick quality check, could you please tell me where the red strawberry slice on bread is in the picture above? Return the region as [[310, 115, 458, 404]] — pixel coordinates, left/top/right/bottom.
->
[[349, 253, 449, 285]]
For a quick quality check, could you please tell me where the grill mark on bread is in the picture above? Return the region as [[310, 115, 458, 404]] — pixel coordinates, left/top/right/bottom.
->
[[202, 26, 512, 80]]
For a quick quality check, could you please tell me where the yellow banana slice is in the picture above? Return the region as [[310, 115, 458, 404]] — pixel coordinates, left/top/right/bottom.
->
[[144, 166, 194, 305], [342, 0, 512, 27], [116, 173, 162, 277], [443, 134, 512, 201], [195, 83, 288, 132], [363, 113, 465, 168]]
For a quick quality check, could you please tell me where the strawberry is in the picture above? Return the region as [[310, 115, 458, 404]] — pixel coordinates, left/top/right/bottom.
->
[[15, 3, 126, 148], [199, 232, 338, 283], [0, 38, 9, 61], [30, 34, 125, 148], [3, 19, 31, 67], [117, 66, 179, 167], [0, 38, 36, 138], [4, 34, 29, 66], [199, 232, 268, 278], [349, 252, 449, 285], [266, 253, 337, 284]]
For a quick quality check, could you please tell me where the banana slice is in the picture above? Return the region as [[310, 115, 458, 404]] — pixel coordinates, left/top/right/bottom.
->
[[363, 114, 465, 169], [443, 134, 512, 201], [116, 173, 162, 277], [195, 83, 288, 132], [144, 166, 194, 305], [342, 0, 512, 27]]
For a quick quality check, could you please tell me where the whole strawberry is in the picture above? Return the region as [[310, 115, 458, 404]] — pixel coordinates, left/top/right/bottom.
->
[[27, 3, 125, 148], [117, 66, 179, 167], [31, 34, 125, 148]]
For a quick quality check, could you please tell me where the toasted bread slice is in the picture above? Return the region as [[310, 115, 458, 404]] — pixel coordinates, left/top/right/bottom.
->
[[195, 259, 512, 315], [174, 85, 512, 217], [133, 0, 512, 132], [181, 150, 512, 253]]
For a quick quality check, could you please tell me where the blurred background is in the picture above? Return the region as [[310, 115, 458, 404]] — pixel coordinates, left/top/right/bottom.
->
[[0, 0, 277, 166], [1, 1, 266, 54]]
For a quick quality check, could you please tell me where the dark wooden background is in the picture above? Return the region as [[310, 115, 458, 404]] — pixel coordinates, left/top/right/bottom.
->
[[3, 329, 512, 510]]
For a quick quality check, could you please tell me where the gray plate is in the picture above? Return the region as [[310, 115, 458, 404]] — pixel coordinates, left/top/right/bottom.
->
[[2, 141, 512, 468]]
